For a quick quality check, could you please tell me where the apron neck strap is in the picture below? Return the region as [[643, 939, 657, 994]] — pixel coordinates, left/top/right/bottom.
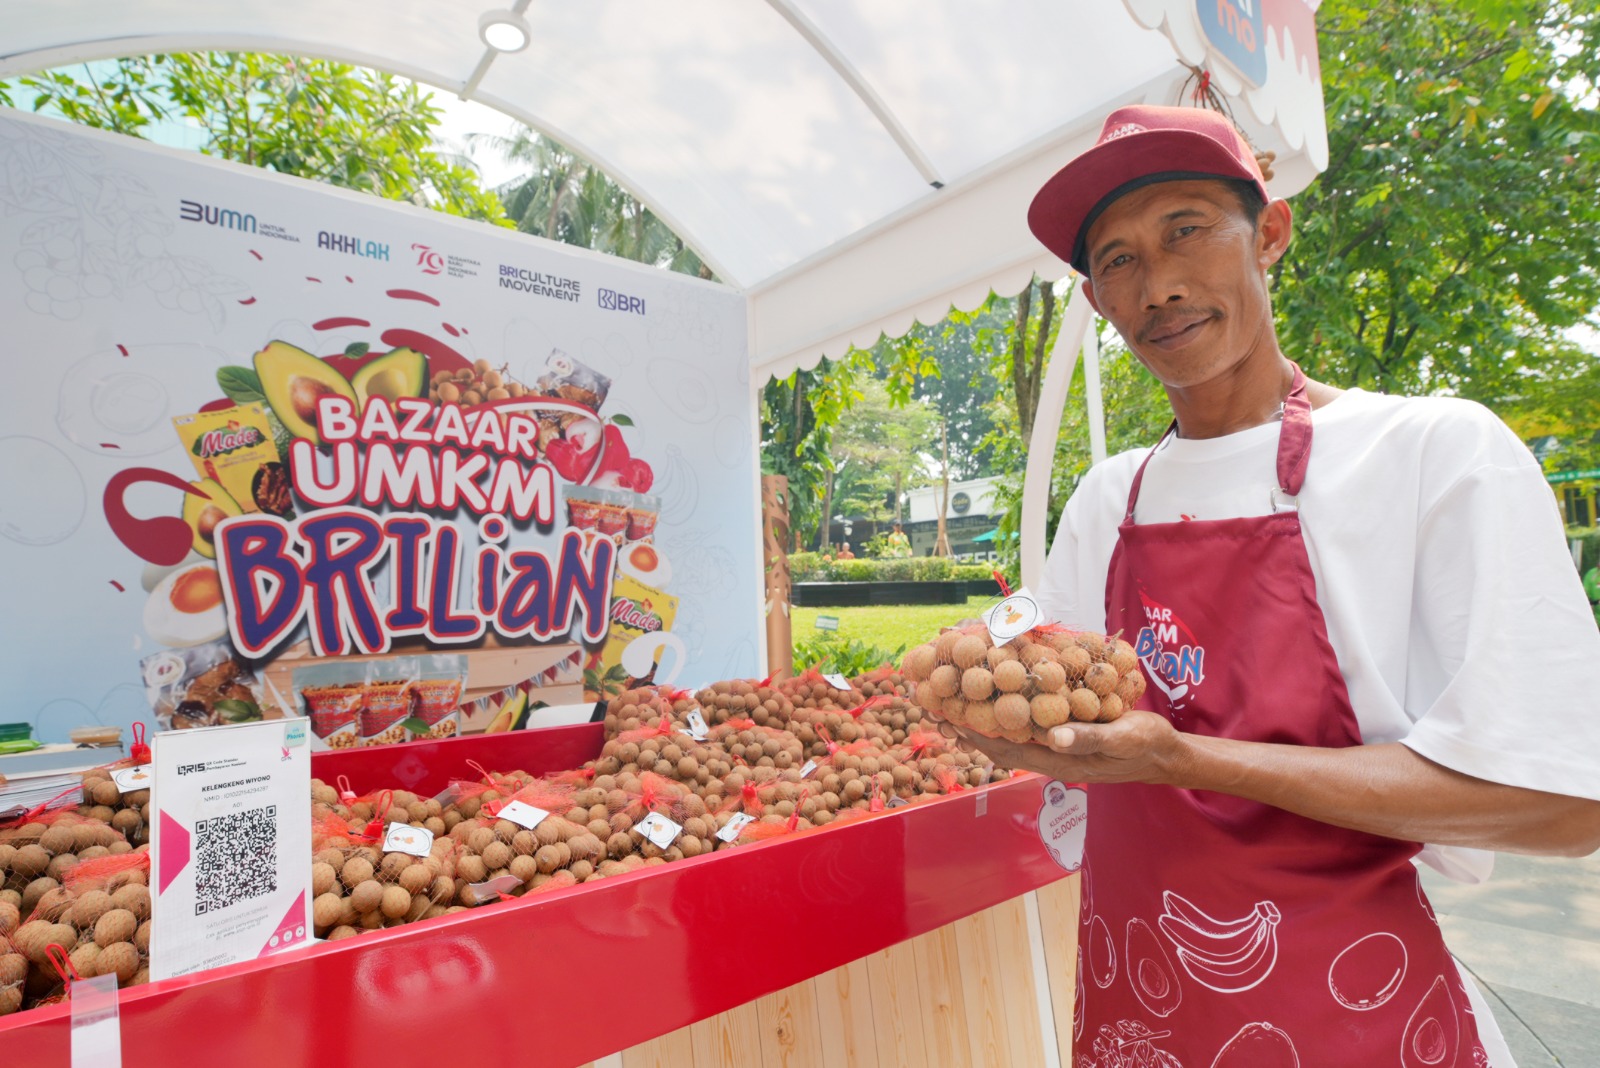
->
[[1123, 362, 1313, 523]]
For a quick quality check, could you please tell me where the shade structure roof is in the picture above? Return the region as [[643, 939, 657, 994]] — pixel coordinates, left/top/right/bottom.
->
[[0, 0, 1327, 380]]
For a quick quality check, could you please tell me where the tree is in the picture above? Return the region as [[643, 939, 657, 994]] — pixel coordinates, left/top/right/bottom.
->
[[474, 127, 712, 277], [2, 54, 509, 224], [1278, 0, 1600, 416], [830, 378, 938, 527]]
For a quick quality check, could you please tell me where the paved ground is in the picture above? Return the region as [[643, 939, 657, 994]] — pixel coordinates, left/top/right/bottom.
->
[[1422, 851, 1600, 1067]]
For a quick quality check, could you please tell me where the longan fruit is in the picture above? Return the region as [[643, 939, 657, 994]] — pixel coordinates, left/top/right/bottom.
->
[[10, 845, 49, 879], [934, 630, 964, 662], [0, 901, 18, 935], [952, 635, 989, 671], [1084, 662, 1119, 698], [940, 696, 967, 725], [482, 370, 504, 389], [341, 857, 375, 889], [313, 893, 344, 929], [964, 700, 999, 737], [913, 681, 941, 713], [985, 645, 1019, 669], [16, 920, 77, 962], [509, 855, 538, 882], [462, 390, 483, 406], [1114, 670, 1147, 706], [94, 907, 137, 947], [1075, 632, 1108, 660], [1067, 688, 1101, 723], [327, 925, 361, 941], [92, 781, 122, 806], [438, 382, 461, 403], [350, 880, 385, 914], [1032, 693, 1073, 730], [134, 921, 151, 953], [481, 841, 513, 871], [1097, 693, 1125, 723], [0, 952, 27, 986], [902, 645, 937, 682], [68, 942, 101, 979], [312, 862, 338, 897], [97, 941, 139, 984], [39, 825, 75, 856], [961, 667, 995, 701], [111, 809, 143, 835], [456, 855, 488, 883], [380, 886, 412, 919], [399, 864, 433, 896], [1032, 660, 1068, 694], [0, 986, 20, 1016], [379, 852, 413, 880], [468, 827, 497, 854], [1108, 639, 1139, 675], [22, 877, 59, 914], [929, 665, 961, 699], [32, 886, 74, 923], [994, 693, 1032, 732], [473, 357, 493, 373]]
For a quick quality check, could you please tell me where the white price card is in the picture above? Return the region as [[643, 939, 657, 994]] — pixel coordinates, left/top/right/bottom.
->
[[821, 672, 852, 691], [685, 709, 710, 740], [111, 764, 152, 792], [984, 588, 1044, 645], [716, 812, 757, 843], [150, 719, 312, 981], [633, 811, 683, 849], [800, 760, 818, 779], [495, 800, 551, 830], [383, 823, 434, 858]]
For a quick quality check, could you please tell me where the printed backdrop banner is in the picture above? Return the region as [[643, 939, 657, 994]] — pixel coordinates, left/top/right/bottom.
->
[[0, 109, 759, 746]]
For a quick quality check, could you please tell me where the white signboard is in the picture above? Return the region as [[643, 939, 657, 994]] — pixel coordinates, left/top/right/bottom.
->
[[149, 719, 312, 980]]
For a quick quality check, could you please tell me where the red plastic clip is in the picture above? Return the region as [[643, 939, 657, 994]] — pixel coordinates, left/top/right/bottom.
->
[[869, 779, 886, 813], [992, 569, 1013, 598], [360, 789, 393, 841], [336, 774, 356, 804], [128, 722, 151, 765], [45, 943, 82, 986]]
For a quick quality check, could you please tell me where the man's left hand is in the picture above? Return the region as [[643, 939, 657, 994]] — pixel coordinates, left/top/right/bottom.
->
[[952, 710, 1188, 785]]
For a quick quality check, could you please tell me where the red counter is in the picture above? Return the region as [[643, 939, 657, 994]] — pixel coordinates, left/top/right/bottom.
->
[[1, 726, 1060, 1067]]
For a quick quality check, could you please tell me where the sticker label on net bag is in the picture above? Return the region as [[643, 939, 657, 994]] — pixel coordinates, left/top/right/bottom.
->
[[383, 822, 434, 858], [633, 811, 682, 849], [495, 801, 551, 830], [716, 812, 757, 843]]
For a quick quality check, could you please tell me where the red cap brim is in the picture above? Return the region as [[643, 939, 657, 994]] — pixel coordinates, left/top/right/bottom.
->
[[1028, 128, 1265, 273]]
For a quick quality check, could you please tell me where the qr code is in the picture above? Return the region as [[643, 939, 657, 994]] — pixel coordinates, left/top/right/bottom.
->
[[194, 805, 278, 915]]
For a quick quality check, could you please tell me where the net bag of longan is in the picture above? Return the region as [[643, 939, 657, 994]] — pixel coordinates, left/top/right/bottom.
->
[[695, 677, 796, 728], [780, 667, 864, 712], [852, 663, 911, 700], [2, 800, 131, 918], [310, 802, 462, 940], [603, 685, 700, 739], [901, 622, 1145, 743], [10, 852, 152, 1006], [79, 765, 153, 847], [448, 795, 609, 894]]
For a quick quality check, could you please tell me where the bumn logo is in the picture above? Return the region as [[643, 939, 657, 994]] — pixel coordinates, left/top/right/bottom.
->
[[413, 243, 444, 275], [598, 288, 645, 315], [179, 199, 257, 233]]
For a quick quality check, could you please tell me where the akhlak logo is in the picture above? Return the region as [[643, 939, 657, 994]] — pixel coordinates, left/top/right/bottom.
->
[[1134, 590, 1206, 706]]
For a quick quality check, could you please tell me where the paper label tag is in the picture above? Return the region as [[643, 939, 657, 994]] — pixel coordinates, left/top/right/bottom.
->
[[886, 796, 909, 809], [383, 822, 434, 858], [111, 765, 152, 792], [466, 874, 524, 904], [633, 811, 683, 849], [821, 672, 852, 691], [685, 709, 709, 741], [716, 812, 757, 843], [70, 972, 122, 1066], [495, 800, 551, 830], [800, 760, 818, 778], [985, 588, 1044, 644], [1037, 781, 1087, 873]]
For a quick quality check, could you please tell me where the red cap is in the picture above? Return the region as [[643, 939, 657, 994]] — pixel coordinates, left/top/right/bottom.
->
[[1028, 104, 1268, 274]]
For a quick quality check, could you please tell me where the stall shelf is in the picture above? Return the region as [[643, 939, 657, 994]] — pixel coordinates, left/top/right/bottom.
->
[[0, 725, 1071, 1067]]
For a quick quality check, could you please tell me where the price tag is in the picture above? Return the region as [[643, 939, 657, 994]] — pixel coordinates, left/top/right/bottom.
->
[[111, 766, 151, 792], [383, 823, 434, 858], [495, 800, 551, 830], [633, 811, 682, 849], [821, 672, 852, 691], [685, 709, 710, 741], [716, 812, 757, 843], [800, 759, 818, 779], [984, 588, 1043, 645], [466, 874, 524, 904]]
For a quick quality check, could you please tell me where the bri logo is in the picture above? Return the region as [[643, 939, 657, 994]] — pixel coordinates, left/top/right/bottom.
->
[[598, 288, 645, 315], [1134, 592, 1205, 706]]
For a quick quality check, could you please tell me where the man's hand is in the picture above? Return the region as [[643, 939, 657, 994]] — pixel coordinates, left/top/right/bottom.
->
[[951, 710, 1189, 785]]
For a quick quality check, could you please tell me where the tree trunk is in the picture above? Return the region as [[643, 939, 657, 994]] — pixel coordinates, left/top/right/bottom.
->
[[816, 467, 835, 552], [1009, 277, 1056, 445], [934, 419, 952, 557]]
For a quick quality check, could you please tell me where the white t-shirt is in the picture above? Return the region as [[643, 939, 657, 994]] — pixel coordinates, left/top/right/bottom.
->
[[1037, 386, 1600, 886]]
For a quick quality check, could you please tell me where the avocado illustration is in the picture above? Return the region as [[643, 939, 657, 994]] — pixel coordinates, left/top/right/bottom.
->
[[351, 347, 427, 411], [182, 479, 243, 559], [486, 689, 529, 733], [253, 340, 358, 446]]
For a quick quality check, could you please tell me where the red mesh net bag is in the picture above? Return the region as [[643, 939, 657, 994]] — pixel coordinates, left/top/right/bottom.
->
[[852, 663, 911, 700], [781, 666, 864, 712], [5, 851, 151, 1012], [694, 677, 796, 728], [309, 790, 465, 941]]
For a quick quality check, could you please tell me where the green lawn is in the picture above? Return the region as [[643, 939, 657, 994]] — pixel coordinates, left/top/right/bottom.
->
[[791, 595, 996, 655]]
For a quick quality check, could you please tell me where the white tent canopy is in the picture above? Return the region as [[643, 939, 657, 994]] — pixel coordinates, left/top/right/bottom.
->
[[0, 0, 1327, 381]]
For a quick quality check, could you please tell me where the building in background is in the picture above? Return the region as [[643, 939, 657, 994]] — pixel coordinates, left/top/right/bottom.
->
[[904, 477, 1000, 559]]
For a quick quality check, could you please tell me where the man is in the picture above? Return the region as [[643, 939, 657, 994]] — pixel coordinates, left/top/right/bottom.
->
[[836, 542, 856, 560], [886, 522, 912, 558], [956, 105, 1600, 1067]]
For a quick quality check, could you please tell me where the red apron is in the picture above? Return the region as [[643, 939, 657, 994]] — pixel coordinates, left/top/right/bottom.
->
[[1076, 367, 1489, 1068]]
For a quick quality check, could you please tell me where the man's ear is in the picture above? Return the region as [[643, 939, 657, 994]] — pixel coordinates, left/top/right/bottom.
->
[[1258, 199, 1293, 270], [1080, 274, 1101, 315]]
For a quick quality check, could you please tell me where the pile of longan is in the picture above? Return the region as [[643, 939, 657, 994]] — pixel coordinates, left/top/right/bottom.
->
[[428, 358, 532, 408], [902, 626, 1145, 742]]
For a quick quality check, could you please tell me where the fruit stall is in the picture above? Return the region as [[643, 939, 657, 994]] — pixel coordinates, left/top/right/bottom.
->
[[0, 2, 1329, 1064]]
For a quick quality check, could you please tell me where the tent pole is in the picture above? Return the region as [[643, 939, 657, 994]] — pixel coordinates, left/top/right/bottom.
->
[[1083, 319, 1106, 466], [1019, 279, 1095, 590]]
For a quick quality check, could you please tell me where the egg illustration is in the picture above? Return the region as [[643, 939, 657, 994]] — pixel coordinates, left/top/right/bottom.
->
[[1210, 1021, 1300, 1068], [1329, 932, 1408, 1011], [621, 541, 671, 587], [1088, 914, 1117, 989], [143, 563, 228, 646]]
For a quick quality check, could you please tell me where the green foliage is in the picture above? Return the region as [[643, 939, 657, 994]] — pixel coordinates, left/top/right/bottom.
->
[[1281, 0, 1600, 416], [830, 377, 939, 525], [860, 532, 893, 558], [1569, 526, 1600, 573], [791, 634, 907, 677], [785, 554, 1001, 583], [474, 127, 711, 276], [791, 595, 997, 654], [3, 54, 509, 224]]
